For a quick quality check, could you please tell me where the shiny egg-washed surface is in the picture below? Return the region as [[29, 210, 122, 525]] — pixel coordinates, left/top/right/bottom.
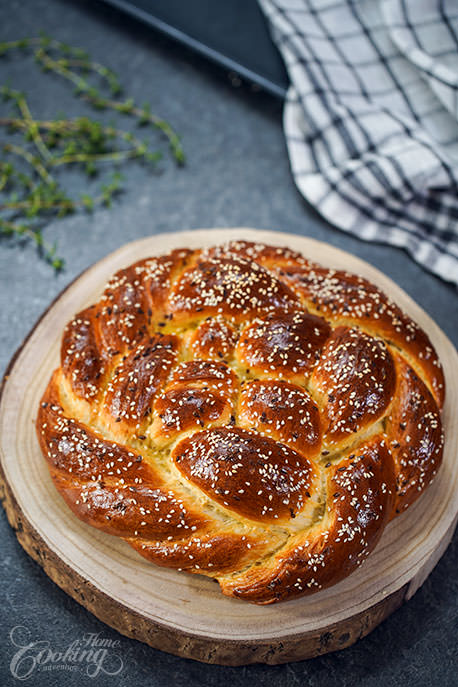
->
[[36, 241, 445, 603]]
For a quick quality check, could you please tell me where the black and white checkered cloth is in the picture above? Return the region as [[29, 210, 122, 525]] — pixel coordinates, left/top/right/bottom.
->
[[259, 0, 458, 285]]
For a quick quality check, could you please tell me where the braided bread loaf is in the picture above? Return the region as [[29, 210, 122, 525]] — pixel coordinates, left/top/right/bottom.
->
[[36, 241, 445, 604]]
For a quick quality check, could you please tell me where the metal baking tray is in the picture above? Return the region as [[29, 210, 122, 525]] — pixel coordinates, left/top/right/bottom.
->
[[99, 0, 289, 98]]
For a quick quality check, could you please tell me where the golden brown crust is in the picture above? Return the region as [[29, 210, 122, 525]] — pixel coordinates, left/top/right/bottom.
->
[[274, 262, 445, 407], [238, 380, 322, 457], [101, 335, 180, 437], [188, 316, 237, 361], [172, 426, 318, 524], [310, 327, 396, 448], [61, 305, 107, 402], [167, 253, 300, 323], [219, 436, 396, 603], [97, 249, 194, 353], [236, 311, 331, 382], [386, 354, 444, 516], [167, 360, 238, 394], [128, 531, 272, 573], [150, 388, 233, 443], [36, 240, 445, 603]]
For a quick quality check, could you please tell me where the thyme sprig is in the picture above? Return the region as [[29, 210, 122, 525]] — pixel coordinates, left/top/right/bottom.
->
[[0, 34, 184, 270]]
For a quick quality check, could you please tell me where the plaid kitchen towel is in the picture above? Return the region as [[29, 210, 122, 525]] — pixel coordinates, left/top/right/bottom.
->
[[258, 0, 458, 285]]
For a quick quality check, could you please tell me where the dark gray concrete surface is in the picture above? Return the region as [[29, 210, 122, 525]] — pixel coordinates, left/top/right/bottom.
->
[[1, 1, 457, 685]]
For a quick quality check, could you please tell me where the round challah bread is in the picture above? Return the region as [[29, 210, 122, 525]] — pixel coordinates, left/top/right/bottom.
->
[[36, 241, 445, 604]]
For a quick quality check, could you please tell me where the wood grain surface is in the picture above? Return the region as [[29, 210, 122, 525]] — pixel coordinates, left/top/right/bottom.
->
[[1, 228, 457, 665]]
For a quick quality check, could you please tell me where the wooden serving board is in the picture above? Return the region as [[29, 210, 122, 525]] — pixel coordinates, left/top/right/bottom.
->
[[1, 228, 457, 666]]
